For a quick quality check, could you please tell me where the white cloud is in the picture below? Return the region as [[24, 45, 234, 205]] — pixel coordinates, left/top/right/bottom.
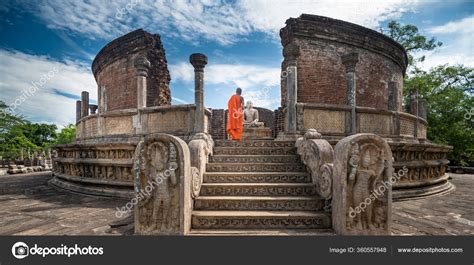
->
[[419, 16, 474, 70], [17, 0, 419, 45], [428, 16, 474, 34], [171, 62, 280, 87], [0, 49, 96, 126], [238, 0, 418, 35], [170, 61, 281, 109]]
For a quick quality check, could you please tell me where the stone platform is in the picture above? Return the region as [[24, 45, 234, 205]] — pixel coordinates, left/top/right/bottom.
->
[[0, 172, 471, 235], [242, 127, 272, 139]]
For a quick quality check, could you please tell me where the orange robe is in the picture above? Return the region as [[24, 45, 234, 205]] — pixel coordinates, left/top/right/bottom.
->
[[226, 94, 243, 140]]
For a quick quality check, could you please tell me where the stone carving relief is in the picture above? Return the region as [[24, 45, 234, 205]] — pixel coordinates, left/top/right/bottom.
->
[[188, 132, 214, 198], [53, 147, 136, 182], [333, 133, 393, 235], [295, 129, 334, 200], [134, 133, 192, 235]]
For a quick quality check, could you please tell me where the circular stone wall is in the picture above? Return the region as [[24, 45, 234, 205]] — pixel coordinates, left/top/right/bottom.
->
[[280, 14, 407, 111], [92, 29, 171, 112]]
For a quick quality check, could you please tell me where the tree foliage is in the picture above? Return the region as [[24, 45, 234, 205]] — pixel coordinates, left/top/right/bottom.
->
[[54, 124, 76, 145], [385, 21, 474, 166], [0, 100, 75, 159], [404, 66, 474, 166], [387, 21, 442, 68]]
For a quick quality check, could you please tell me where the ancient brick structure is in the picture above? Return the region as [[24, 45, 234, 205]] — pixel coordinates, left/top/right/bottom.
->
[[92, 29, 171, 111], [51, 15, 454, 236], [280, 14, 406, 111]]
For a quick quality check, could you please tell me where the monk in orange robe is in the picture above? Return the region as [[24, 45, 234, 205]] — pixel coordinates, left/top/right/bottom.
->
[[227, 88, 244, 140]]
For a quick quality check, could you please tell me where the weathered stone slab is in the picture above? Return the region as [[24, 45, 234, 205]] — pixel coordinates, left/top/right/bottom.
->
[[134, 133, 192, 235], [332, 133, 393, 235]]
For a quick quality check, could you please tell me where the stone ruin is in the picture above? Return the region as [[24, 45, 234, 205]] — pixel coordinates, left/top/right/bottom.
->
[[51, 15, 453, 235]]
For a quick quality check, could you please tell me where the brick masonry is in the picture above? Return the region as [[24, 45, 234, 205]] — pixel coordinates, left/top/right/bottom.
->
[[92, 29, 171, 111], [280, 14, 407, 111], [210, 107, 281, 139]]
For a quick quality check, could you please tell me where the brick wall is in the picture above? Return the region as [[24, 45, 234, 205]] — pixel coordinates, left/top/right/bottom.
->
[[92, 29, 171, 112], [273, 107, 285, 138], [210, 109, 226, 140], [280, 14, 407, 111], [210, 107, 279, 139]]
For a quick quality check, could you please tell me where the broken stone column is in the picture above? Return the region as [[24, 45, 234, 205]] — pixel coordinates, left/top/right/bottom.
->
[[332, 133, 393, 235], [76, 100, 82, 122], [81, 91, 89, 118], [89, 104, 98, 114], [189, 53, 208, 133], [418, 98, 427, 120], [286, 43, 299, 134], [341, 53, 359, 134], [135, 57, 151, 109]]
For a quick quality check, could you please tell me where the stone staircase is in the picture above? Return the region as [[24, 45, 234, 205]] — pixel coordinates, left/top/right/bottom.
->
[[190, 139, 332, 234]]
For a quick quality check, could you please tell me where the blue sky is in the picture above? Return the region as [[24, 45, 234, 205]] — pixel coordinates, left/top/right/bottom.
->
[[0, 0, 473, 127]]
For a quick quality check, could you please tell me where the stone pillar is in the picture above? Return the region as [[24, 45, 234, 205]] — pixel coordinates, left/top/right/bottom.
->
[[76, 100, 82, 122], [409, 90, 419, 137], [98, 86, 107, 113], [134, 57, 151, 109], [89, 104, 98, 114], [341, 53, 359, 134], [189, 53, 208, 133], [81, 91, 89, 118], [418, 99, 427, 120], [286, 43, 300, 134], [387, 81, 398, 111]]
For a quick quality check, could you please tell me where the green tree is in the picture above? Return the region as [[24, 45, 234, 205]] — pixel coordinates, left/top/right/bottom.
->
[[0, 100, 59, 159], [386, 21, 442, 68], [404, 65, 474, 166], [54, 124, 76, 145], [385, 22, 473, 166]]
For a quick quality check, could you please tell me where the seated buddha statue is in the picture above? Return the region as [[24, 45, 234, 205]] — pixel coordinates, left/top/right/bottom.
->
[[243, 101, 264, 127]]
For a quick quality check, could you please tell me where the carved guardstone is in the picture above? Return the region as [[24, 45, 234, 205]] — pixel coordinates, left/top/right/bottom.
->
[[332, 133, 393, 235], [134, 133, 192, 235], [296, 129, 334, 200], [188, 132, 214, 198]]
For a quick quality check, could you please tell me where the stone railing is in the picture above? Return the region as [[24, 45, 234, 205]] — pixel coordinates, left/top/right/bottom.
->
[[76, 105, 212, 140], [297, 103, 427, 139]]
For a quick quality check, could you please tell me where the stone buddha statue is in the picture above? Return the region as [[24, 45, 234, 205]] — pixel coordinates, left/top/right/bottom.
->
[[243, 101, 264, 127]]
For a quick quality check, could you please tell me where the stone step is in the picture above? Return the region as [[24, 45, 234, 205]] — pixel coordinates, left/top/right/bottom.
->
[[210, 155, 299, 164], [203, 172, 311, 183], [200, 183, 317, 196], [194, 196, 325, 211], [206, 163, 306, 172], [188, 229, 336, 236], [191, 211, 331, 229], [213, 147, 296, 156], [205, 163, 307, 173], [214, 140, 295, 148]]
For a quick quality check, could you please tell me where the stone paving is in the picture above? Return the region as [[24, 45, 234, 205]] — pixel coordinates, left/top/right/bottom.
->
[[0, 172, 472, 235]]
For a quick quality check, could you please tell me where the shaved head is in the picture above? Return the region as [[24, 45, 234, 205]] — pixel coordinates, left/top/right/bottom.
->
[[236, 87, 242, 95]]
